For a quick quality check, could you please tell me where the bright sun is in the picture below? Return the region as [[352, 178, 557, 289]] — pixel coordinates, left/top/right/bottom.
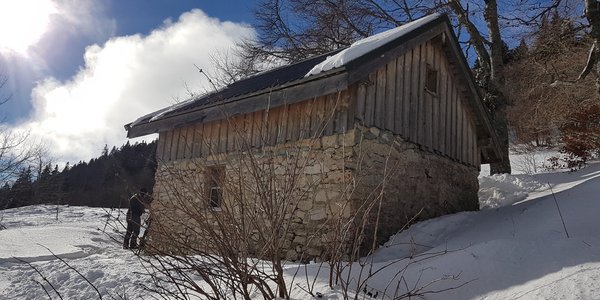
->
[[0, 0, 57, 54]]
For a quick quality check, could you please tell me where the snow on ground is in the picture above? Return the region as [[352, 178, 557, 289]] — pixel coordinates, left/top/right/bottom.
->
[[0, 206, 150, 299], [2, 150, 600, 299]]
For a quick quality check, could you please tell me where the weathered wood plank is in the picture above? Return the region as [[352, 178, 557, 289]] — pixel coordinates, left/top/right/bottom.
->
[[418, 43, 427, 147], [394, 53, 404, 135], [286, 103, 294, 142], [346, 85, 357, 132], [170, 128, 179, 161], [431, 44, 440, 152], [253, 111, 262, 147], [216, 119, 224, 154], [310, 96, 321, 137], [356, 81, 367, 125], [324, 94, 335, 136], [156, 132, 166, 161], [403, 50, 412, 138], [193, 123, 203, 158], [473, 122, 478, 166], [365, 73, 376, 126], [476, 141, 481, 166], [187, 126, 195, 158], [409, 47, 419, 142], [424, 92, 433, 150], [455, 90, 461, 161], [456, 96, 463, 162], [376, 67, 387, 129], [280, 105, 289, 144], [208, 120, 216, 154], [201, 122, 210, 157], [439, 51, 448, 156], [424, 42, 433, 150], [336, 91, 349, 133], [226, 118, 235, 152], [469, 119, 476, 166], [178, 126, 188, 159], [162, 131, 171, 161], [290, 103, 301, 141], [188, 126, 195, 158], [462, 108, 468, 164], [267, 105, 279, 145], [385, 60, 396, 131], [243, 113, 252, 150], [300, 98, 312, 139], [211, 120, 220, 155], [315, 95, 326, 136], [450, 81, 457, 159]]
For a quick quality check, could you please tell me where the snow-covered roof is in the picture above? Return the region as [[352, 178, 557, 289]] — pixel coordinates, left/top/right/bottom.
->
[[127, 13, 488, 145], [305, 13, 441, 77]]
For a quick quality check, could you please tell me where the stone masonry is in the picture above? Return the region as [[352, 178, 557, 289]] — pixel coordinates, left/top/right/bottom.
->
[[149, 125, 480, 261]]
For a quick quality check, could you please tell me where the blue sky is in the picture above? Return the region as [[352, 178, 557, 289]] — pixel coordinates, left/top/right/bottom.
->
[[0, 0, 259, 164]]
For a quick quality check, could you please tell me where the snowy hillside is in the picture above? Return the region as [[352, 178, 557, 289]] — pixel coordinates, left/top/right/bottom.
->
[[2, 156, 600, 299]]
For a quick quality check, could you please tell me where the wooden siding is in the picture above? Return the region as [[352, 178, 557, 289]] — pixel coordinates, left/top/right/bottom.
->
[[156, 38, 479, 167], [156, 90, 352, 161], [354, 39, 479, 167]]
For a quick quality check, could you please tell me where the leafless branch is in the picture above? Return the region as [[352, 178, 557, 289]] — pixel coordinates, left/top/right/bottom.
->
[[14, 257, 64, 300]]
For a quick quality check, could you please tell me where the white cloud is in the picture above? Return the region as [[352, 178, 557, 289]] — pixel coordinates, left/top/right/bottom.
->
[[17, 9, 255, 164], [52, 0, 117, 40]]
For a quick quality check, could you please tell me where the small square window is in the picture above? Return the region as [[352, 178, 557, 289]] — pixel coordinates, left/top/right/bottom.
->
[[425, 65, 438, 94]]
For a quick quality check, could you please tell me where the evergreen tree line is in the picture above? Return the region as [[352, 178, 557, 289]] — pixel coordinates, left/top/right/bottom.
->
[[0, 141, 156, 210]]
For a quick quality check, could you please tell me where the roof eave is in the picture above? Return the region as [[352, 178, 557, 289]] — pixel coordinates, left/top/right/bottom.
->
[[126, 69, 349, 138], [438, 23, 503, 163]]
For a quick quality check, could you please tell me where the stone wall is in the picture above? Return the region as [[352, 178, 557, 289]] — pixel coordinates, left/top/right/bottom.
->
[[148, 125, 479, 261], [149, 133, 357, 261], [348, 125, 480, 253]]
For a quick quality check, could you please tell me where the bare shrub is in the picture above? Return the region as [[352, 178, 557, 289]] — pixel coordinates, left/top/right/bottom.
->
[[511, 144, 543, 175], [556, 103, 600, 170], [134, 102, 471, 299]]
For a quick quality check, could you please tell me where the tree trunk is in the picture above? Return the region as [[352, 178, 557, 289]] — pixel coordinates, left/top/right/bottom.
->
[[447, 0, 511, 174], [581, 0, 600, 95], [489, 104, 511, 174], [485, 0, 512, 175]]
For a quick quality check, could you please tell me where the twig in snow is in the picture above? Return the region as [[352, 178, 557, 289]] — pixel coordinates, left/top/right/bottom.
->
[[548, 182, 570, 238], [14, 257, 64, 300], [38, 244, 104, 299], [32, 278, 53, 300]]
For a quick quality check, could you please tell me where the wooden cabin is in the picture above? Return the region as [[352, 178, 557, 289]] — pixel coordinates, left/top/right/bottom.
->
[[125, 13, 501, 260]]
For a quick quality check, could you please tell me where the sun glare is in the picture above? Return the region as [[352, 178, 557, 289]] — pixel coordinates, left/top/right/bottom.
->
[[0, 0, 57, 54]]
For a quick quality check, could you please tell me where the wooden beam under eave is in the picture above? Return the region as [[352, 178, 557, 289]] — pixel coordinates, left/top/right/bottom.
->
[[127, 72, 349, 138]]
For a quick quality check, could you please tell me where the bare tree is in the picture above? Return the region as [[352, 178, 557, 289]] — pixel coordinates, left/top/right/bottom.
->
[[504, 12, 593, 146], [562, 0, 600, 95], [237, 0, 566, 174], [0, 66, 44, 192]]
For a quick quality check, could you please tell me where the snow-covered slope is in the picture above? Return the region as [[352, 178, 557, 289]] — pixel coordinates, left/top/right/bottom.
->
[[2, 156, 600, 299], [0, 206, 150, 299]]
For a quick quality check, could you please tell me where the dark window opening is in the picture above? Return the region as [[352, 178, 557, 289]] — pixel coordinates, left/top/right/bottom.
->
[[425, 65, 438, 94], [209, 186, 223, 209], [207, 165, 225, 210]]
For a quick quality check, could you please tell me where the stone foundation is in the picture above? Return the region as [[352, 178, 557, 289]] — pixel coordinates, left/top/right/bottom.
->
[[149, 126, 479, 261]]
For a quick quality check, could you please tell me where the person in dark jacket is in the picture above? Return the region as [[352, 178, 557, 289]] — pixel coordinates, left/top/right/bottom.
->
[[123, 188, 152, 249]]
